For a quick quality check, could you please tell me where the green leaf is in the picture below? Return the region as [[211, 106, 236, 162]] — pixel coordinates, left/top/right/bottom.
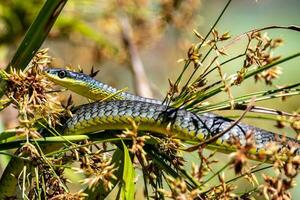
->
[[0, 1, 69, 195], [120, 141, 135, 200]]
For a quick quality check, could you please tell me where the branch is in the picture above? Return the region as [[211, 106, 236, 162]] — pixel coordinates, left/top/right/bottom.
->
[[119, 14, 153, 98]]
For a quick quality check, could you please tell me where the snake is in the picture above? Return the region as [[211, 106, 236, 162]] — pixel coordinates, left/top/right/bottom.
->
[[43, 68, 300, 156], [0, 67, 299, 198]]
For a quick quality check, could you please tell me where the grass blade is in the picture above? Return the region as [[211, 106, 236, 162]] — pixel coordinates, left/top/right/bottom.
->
[[120, 141, 135, 200]]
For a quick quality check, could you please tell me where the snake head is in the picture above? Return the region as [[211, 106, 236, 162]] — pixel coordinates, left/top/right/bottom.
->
[[43, 68, 104, 100], [43, 68, 70, 79], [43, 68, 90, 86]]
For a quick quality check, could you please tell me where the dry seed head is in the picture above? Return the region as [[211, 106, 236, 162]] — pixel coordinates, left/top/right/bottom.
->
[[220, 31, 231, 41], [211, 29, 219, 41], [193, 29, 204, 40], [271, 38, 284, 49], [29, 162, 67, 199], [193, 150, 218, 182], [290, 116, 300, 135], [79, 157, 117, 191], [167, 78, 179, 97], [19, 142, 40, 158], [262, 174, 293, 200], [187, 44, 203, 68], [118, 119, 149, 163], [159, 176, 201, 199], [206, 173, 237, 199], [49, 191, 87, 200], [255, 66, 282, 85], [234, 32, 284, 85], [3, 49, 64, 130], [228, 131, 258, 174], [260, 141, 299, 200], [159, 137, 184, 167]]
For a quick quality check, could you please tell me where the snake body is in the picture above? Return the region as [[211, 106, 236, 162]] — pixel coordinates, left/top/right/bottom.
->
[[45, 68, 300, 156], [0, 67, 298, 198], [65, 99, 300, 155]]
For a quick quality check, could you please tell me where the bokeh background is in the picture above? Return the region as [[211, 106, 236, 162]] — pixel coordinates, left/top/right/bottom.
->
[[0, 0, 299, 198]]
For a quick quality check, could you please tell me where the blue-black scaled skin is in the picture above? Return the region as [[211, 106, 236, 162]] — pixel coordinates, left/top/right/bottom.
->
[[64, 100, 300, 156], [44, 68, 162, 104], [44, 68, 300, 157]]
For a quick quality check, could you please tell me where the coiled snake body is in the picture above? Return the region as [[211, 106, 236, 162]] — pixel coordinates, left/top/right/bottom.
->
[[0, 67, 299, 198], [45, 68, 300, 156]]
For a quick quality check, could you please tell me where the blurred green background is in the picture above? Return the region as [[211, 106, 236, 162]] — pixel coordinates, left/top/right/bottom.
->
[[0, 0, 299, 198]]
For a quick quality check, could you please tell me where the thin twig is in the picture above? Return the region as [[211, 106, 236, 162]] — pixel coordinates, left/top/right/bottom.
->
[[216, 60, 234, 109], [223, 25, 300, 51], [236, 105, 299, 117]]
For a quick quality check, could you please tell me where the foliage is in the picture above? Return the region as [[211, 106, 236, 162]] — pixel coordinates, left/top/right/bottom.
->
[[0, 0, 299, 199]]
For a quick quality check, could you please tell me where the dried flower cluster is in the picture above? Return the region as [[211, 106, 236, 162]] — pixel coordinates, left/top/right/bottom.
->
[[17, 143, 68, 199], [207, 173, 237, 200], [158, 24, 300, 199], [1, 49, 64, 138], [32, 166, 67, 199], [166, 28, 232, 107], [225, 129, 300, 200], [73, 144, 117, 191], [158, 176, 201, 200], [118, 119, 150, 165], [276, 114, 300, 139], [159, 137, 185, 167], [234, 32, 283, 85], [229, 131, 258, 174], [160, 0, 201, 28], [192, 149, 218, 183], [261, 153, 300, 200], [0, 50, 85, 198], [48, 192, 87, 200]]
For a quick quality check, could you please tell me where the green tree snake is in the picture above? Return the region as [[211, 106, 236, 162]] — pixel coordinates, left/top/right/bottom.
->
[[0, 68, 298, 198]]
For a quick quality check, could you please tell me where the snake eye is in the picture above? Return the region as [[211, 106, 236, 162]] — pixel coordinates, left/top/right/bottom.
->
[[58, 70, 67, 78]]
